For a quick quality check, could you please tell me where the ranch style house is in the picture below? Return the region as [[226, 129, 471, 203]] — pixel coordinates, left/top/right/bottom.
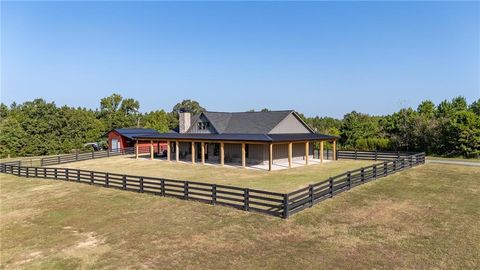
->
[[121, 110, 338, 171]]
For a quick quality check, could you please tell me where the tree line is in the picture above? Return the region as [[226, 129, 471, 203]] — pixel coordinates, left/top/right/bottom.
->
[[0, 94, 478, 158]]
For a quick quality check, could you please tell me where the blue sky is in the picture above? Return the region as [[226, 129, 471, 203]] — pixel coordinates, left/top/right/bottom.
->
[[1, 1, 479, 118]]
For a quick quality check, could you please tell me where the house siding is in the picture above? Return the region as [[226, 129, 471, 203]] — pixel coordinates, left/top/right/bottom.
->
[[269, 113, 311, 134]]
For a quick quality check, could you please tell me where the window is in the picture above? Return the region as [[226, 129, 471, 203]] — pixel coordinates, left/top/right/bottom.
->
[[197, 121, 210, 130]]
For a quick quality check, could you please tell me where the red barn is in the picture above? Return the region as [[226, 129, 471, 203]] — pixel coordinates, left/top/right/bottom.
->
[[106, 128, 167, 154]]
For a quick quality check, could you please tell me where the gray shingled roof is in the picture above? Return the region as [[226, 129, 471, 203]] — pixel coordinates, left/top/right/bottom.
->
[[200, 110, 295, 134], [132, 133, 337, 142]]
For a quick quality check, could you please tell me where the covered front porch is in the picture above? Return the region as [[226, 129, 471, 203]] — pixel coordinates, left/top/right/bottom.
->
[[134, 138, 337, 171]]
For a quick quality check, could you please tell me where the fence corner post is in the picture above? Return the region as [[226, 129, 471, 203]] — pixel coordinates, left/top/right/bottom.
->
[[283, 193, 290, 219]]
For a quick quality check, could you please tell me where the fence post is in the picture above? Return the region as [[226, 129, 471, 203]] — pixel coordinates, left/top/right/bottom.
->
[[160, 179, 165, 196], [57, 156, 60, 164], [329, 177, 334, 198], [384, 161, 388, 175], [347, 171, 351, 189], [283, 194, 290, 219], [184, 181, 188, 200], [309, 184, 314, 207], [393, 160, 397, 172], [244, 188, 250, 211], [34, 167, 38, 177], [26, 167, 30, 178], [355, 150, 358, 160], [140, 177, 144, 193], [373, 165, 377, 179], [105, 173, 109, 187], [212, 184, 217, 205], [77, 170, 80, 182], [361, 168, 365, 182], [327, 149, 329, 160], [123, 175, 127, 190], [54, 168, 58, 179], [90, 172, 94, 185], [66, 168, 69, 181]]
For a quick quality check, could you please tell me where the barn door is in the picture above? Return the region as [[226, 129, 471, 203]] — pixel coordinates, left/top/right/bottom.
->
[[111, 139, 119, 151]]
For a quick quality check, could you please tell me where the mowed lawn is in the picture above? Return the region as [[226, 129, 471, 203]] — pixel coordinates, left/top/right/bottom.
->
[[51, 155, 375, 192], [1, 164, 479, 269]]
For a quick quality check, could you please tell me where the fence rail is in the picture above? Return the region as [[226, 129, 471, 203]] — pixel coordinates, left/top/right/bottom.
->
[[39, 146, 153, 166], [1, 151, 425, 219], [336, 150, 417, 161]]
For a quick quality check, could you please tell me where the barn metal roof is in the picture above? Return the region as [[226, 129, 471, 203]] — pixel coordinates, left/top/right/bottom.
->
[[111, 128, 161, 139]]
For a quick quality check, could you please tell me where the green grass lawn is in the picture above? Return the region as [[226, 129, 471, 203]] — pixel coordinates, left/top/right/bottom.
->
[[51, 155, 375, 192], [426, 156, 480, 163], [1, 163, 478, 269]]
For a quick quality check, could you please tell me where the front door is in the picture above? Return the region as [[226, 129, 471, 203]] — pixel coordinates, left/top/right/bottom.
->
[[196, 143, 208, 160]]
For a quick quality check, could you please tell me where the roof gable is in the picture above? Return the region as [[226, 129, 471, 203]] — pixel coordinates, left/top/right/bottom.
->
[[186, 110, 312, 134]]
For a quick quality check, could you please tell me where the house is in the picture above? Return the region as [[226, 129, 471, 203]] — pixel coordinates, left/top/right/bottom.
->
[[131, 110, 338, 171], [106, 128, 167, 154]]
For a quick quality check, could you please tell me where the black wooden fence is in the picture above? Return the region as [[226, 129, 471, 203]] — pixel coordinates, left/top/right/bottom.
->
[[336, 150, 417, 161], [1, 151, 425, 219], [284, 152, 425, 217], [40, 146, 152, 166], [0, 163, 286, 217]]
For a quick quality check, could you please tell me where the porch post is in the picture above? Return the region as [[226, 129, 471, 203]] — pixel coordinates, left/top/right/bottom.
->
[[201, 142, 205, 165], [167, 140, 171, 161], [135, 140, 139, 159], [150, 140, 154, 160], [175, 141, 179, 162], [241, 143, 246, 168], [269, 143, 273, 171], [320, 141, 324, 163], [288, 142, 292, 168], [305, 141, 309, 165], [191, 141, 195, 164], [220, 142, 225, 166], [332, 140, 337, 160]]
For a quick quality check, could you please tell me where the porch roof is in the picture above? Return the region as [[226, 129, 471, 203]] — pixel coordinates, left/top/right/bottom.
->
[[132, 133, 337, 143]]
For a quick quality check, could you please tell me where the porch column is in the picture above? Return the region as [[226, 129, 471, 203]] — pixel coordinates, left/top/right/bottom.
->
[[305, 142, 309, 165], [150, 140, 154, 160], [175, 141, 179, 162], [241, 143, 246, 168], [220, 142, 225, 166], [167, 140, 171, 161], [201, 142, 205, 165], [320, 141, 324, 163], [268, 143, 273, 171], [288, 142, 292, 168], [332, 140, 337, 160], [191, 141, 195, 164], [135, 140, 139, 159]]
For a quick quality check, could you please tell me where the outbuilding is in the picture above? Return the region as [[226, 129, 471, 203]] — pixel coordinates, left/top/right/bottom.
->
[[106, 128, 167, 155]]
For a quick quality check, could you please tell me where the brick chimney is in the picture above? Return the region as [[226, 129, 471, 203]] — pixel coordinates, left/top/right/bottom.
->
[[179, 111, 191, 133]]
